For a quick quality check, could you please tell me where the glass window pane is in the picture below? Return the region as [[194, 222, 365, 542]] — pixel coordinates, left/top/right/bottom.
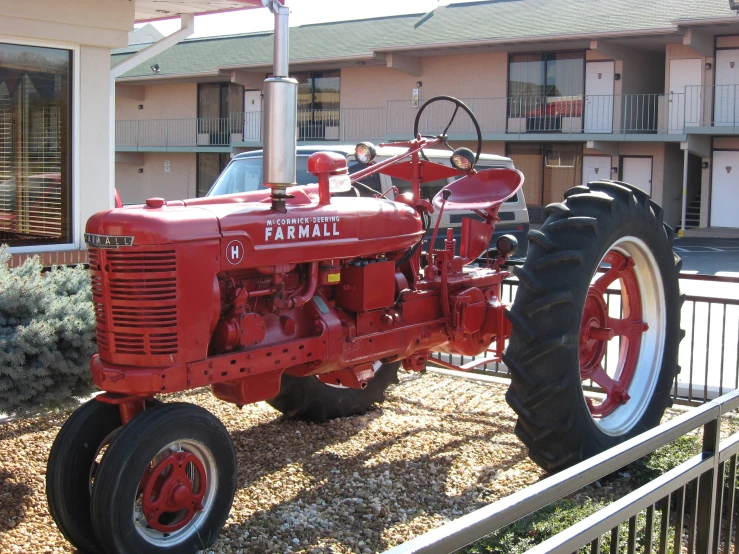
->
[[347, 160, 381, 197], [293, 72, 313, 111], [198, 84, 220, 118], [389, 175, 448, 200], [509, 54, 544, 98], [547, 52, 584, 98], [197, 152, 230, 196], [206, 155, 317, 197], [205, 156, 263, 196], [0, 42, 71, 246], [313, 70, 340, 111]]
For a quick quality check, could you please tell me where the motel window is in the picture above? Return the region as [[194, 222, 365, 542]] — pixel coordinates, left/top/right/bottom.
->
[[508, 52, 584, 120], [196, 152, 230, 197], [0, 42, 72, 247], [198, 83, 245, 141], [198, 83, 244, 119], [293, 71, 341, 140], [293, 71, 340, 112]]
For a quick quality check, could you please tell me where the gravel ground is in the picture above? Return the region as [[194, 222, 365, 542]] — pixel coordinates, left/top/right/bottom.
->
[[0, 371, 546, 554]]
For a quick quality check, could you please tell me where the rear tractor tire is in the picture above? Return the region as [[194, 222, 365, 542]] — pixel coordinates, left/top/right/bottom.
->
[[505, 180, 682, 473], [267, 361, 401, 422]]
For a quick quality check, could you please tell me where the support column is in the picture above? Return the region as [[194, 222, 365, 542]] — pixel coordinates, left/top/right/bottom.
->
[[679, 148, 689, 237]]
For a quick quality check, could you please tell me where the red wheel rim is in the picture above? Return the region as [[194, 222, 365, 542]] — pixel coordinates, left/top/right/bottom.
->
[[140, 451, 207, 533], [580, 250, 649, 418]]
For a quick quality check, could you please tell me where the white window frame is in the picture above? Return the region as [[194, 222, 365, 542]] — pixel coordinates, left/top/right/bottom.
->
[[0, 35, 80, 254]]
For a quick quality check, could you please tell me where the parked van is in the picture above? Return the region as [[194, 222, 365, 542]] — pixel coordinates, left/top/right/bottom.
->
[[207, 144, 529, 258]]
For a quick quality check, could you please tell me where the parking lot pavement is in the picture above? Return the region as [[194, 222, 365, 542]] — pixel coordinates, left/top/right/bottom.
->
[[674, 238, 739, 276]]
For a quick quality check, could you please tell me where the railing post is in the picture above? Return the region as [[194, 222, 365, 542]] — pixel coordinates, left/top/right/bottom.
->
[[683, 91, 687, 133], [695, 412, 721, 553]]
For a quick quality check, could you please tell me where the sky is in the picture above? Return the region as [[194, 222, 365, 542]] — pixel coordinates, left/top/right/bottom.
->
[[136, 0, 461, 38]]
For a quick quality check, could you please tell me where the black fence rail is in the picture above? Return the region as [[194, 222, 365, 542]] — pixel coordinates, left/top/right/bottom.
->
[[382, 388, 739, 554], [429, 272, 739, 407]]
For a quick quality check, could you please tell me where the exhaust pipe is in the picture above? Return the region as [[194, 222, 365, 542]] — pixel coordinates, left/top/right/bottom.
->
[[262, 0, 298, 213]]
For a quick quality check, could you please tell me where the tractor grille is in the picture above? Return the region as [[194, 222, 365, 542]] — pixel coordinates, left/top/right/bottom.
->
[[90, 248, 179, 358]]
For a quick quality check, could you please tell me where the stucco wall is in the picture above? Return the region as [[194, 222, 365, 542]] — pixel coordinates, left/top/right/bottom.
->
[[714, 137, 739, 150], [116, 153, 197, 204], [586, 142, 668, 205], [341, 51, 508, 108], [717, 36, 739, 48], [116, 82, 199, 120]]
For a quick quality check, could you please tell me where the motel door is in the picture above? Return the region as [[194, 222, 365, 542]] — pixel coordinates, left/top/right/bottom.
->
[[585, 62, 615, 133], [714, 50, 739, 127], [711, 151, 739, 228], [669, 59, 702, 133], [621, 157, 653, 196], [244, 90, 262, 140], [582, 156, 612, 185]]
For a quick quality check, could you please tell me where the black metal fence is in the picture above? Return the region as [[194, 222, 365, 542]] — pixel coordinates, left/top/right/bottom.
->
[[400, 271, 739, 554], [382, 387, 739, 554], [429, 272, 739, 407]]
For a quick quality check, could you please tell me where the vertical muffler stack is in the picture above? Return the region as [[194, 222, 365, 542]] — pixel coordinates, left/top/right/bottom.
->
[[262, 0, 297, 213]]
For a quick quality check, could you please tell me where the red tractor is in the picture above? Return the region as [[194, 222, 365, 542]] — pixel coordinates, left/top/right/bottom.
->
[[46, 2, 681, 553]]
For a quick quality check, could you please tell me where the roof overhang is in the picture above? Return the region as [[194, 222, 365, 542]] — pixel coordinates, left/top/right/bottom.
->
[[134, 0, 279, 22]]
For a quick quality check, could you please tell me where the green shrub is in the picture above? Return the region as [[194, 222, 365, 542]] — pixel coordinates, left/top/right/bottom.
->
[[0, 246, 97, 415]]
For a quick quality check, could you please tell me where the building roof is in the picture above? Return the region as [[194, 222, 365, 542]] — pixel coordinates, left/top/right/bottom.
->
[[113, 0, 738, 80], [134, 0, 272, 22]]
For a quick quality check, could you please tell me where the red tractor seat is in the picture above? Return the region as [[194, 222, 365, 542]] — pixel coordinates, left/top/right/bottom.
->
[[432, 167, 524, 212]]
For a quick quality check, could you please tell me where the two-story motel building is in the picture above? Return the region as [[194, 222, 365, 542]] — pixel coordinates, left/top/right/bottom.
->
[[112, 0, 739, 236]]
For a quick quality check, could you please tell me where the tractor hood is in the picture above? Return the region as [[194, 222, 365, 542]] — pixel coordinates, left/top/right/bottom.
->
[[85, 186, 423, 269], [85, 200, 222, 247]]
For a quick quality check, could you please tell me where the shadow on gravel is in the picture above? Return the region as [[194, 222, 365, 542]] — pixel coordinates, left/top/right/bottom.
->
[[229, 409, 385, 491], [221, 399, 528, 553], [0, 468, 33, 533]]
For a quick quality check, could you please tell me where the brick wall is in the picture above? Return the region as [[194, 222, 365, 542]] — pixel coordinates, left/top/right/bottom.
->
[[7, 249, 88, 268]]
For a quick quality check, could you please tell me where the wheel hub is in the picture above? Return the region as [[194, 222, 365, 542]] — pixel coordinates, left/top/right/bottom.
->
[[141, 451, 207, 533], [579, 250, 648, 418]]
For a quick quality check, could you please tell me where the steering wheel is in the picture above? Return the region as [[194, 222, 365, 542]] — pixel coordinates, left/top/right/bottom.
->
[[413, 96, 482, 166]]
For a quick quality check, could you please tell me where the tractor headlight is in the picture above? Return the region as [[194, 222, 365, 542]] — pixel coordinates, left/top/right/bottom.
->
[[355, 142, 377, 164], [450, 147, 475, 172]]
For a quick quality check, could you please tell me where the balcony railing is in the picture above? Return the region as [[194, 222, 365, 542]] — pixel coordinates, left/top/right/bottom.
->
[[115, 91, 739, 150], [684, 84, 739, 131], [387, 94, 685, 136], [116, 109, 386, 149]]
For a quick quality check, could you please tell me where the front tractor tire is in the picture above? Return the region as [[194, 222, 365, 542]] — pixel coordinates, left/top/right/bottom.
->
[[90, 403, 237, 554], [46, 399, 124, 554], [505, 181, 682, 473], [267, 361, 400, 422]]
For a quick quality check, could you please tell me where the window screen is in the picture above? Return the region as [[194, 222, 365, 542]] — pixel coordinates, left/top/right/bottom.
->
[[0, 42, 72, 247]]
